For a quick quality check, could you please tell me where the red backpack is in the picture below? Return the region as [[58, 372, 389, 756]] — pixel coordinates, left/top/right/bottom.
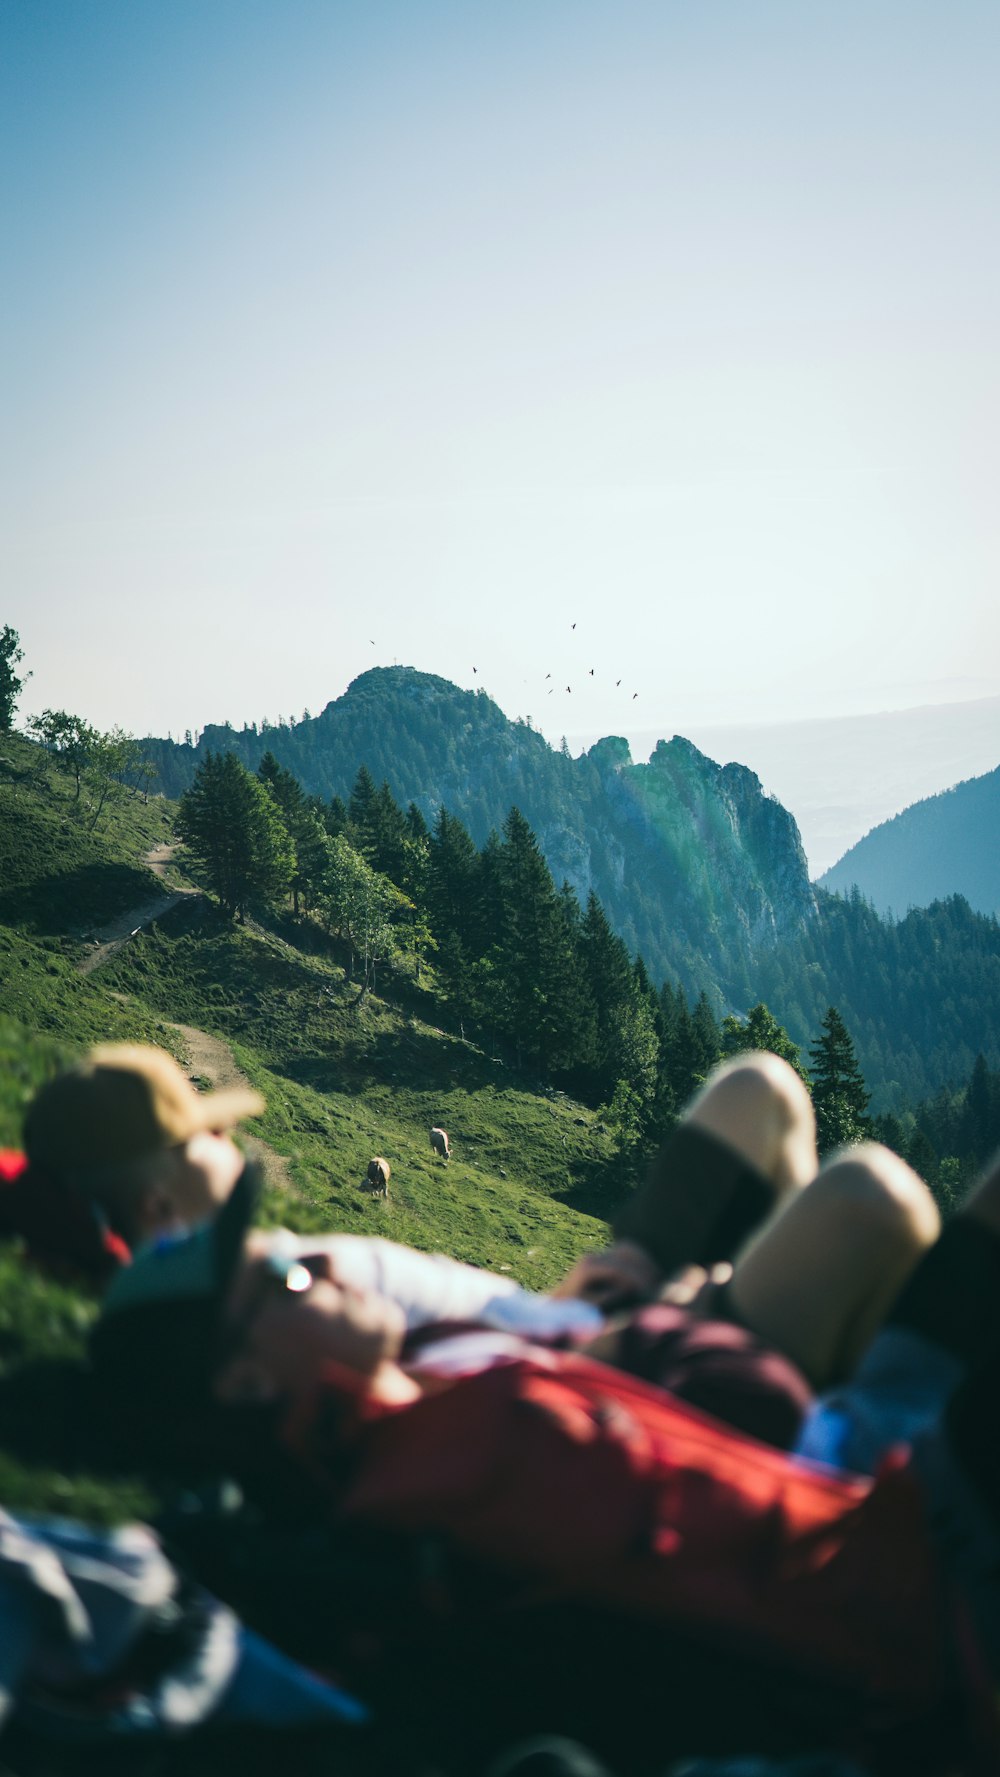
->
[[319, 1351, 947, 1714]]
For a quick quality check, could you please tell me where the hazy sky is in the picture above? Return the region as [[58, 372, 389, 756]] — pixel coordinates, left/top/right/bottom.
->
[[4, 0, 999, 753]]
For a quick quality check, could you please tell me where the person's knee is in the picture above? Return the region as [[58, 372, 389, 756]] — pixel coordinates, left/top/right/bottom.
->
[[815, 1144, 941, 1253], [687, 1052, 816, 1184], [691, 1051, 810, 1124], [729, 1142, 940, 1386]]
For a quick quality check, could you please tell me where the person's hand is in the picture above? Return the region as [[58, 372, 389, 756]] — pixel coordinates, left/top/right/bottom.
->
[[551, 1239, 662, 1312], [657, 1260, 733, 1315]]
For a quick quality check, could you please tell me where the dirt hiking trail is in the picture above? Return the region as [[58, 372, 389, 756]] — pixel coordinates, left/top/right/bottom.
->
[[79, 844, 200, 976], [80, 846, 295, 1196], [162, 1021, 294, 1196]]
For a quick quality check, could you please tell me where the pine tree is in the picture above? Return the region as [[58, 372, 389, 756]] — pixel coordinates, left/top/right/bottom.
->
[[257, 752, 310, 912], [657, 984, 699, 1116], [427, 807, 482, 954], [347, 764, 378, 839], [578, 893, 634, 1094], [405, 802, 429, 842], [492, 806, 588, 1073], [691, 992, 722, 1081], [178, 752, 294, 920], [809, 1006, 872, 1154], [964, 1053, 1000, 1164], [326, 794, 348, 836], [370, 781, 409, 881]]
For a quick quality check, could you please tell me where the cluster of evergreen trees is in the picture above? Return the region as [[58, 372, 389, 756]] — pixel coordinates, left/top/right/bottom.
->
[[874, 1051, 1000, 1208], [177, 752, 877, 1168], [146, 667, 1000, 1109]]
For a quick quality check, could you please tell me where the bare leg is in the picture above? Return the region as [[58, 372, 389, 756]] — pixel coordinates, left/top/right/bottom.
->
[[727, 1143, 940, 1389], [685, 1051, 818, 1198]]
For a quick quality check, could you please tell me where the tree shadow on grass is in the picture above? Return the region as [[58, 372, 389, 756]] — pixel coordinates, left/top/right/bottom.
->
[[551, 1154, 634, 1223], [282, 1024, 508, 1099], [0, 861, 159, 937]]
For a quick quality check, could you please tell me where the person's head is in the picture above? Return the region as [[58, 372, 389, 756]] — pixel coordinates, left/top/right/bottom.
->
[[24, 1044, 264, 1251], [90, 1169, 410, 1470]]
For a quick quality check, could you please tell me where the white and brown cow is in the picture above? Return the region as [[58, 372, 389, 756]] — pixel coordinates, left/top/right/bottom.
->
[[429, 1127, 450, 1163]]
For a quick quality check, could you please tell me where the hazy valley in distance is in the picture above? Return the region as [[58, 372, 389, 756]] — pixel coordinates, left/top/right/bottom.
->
[[568, 695, 1000, 878]]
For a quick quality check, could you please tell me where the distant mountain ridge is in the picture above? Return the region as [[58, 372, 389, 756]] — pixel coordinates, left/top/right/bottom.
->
[[142, 668, 1000, 1106], [820, 766, 1000, 919], [144, 666, 814, 1005]]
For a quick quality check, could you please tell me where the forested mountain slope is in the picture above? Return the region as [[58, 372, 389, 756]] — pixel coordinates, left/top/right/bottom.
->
[[820, 765, 1000, 919], [143, 666, 816, 1002]]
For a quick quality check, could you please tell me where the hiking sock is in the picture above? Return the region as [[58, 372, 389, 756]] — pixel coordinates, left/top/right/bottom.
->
[[612, 1125, 778, 1279], [882, 1216, 1000, 1370]]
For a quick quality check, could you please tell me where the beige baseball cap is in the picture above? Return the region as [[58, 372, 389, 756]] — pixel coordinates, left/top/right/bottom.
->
[[24, 1044, 265, 1177]]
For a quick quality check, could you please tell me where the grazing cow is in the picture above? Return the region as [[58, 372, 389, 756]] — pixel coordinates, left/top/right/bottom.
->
[[364, 1156, 391, 1197], [429, 1127, 450, 1163]]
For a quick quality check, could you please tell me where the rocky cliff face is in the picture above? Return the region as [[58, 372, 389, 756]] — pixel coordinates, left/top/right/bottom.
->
[[146, 666, 816, 1003], [577, 733, 814, 1000]]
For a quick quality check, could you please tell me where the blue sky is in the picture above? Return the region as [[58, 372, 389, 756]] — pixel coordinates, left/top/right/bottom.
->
[[3, 0, 999, 757]]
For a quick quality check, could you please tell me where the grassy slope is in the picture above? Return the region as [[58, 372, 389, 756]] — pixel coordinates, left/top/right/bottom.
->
[[101, 905, 613, 1284], [0, 734, 617, 1518]]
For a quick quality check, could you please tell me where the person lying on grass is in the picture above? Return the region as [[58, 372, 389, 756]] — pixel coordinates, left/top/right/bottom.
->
[[11, 1044, 936, 1416], [87, 1070, 942, 1470], [84, 1145, 1000, 1776]]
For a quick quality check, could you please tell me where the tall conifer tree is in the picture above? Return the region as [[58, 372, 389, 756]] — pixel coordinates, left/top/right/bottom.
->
[[493, 807, 586, 1073], [179, 752, 294, 920], [809, 1006, 872, 1154], [427, 807, 481, 952]]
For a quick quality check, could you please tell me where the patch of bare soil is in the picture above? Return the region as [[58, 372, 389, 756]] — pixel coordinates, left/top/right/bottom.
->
[[162, 1021, 294, 1196], [79, 848, 295, 1195], [145, 842, 180, 880]]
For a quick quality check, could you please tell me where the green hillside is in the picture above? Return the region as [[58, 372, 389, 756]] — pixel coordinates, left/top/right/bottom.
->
[[0, 734, 617, 1519], [0, 733, 612, 1264]]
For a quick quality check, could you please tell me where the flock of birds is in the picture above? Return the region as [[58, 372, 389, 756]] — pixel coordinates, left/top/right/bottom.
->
[[367, 623, 640, 702], [477, 624, 639, 700]]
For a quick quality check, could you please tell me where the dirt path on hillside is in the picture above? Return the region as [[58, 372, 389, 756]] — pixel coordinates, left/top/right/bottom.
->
[[79, 844, 200, 975], [161, 1020, 294, 1196], [79, 847, 294, 1195]]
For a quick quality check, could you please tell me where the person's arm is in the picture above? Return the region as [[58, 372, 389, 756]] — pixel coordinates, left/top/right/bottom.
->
[[273, 1230, 603, 1337]]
